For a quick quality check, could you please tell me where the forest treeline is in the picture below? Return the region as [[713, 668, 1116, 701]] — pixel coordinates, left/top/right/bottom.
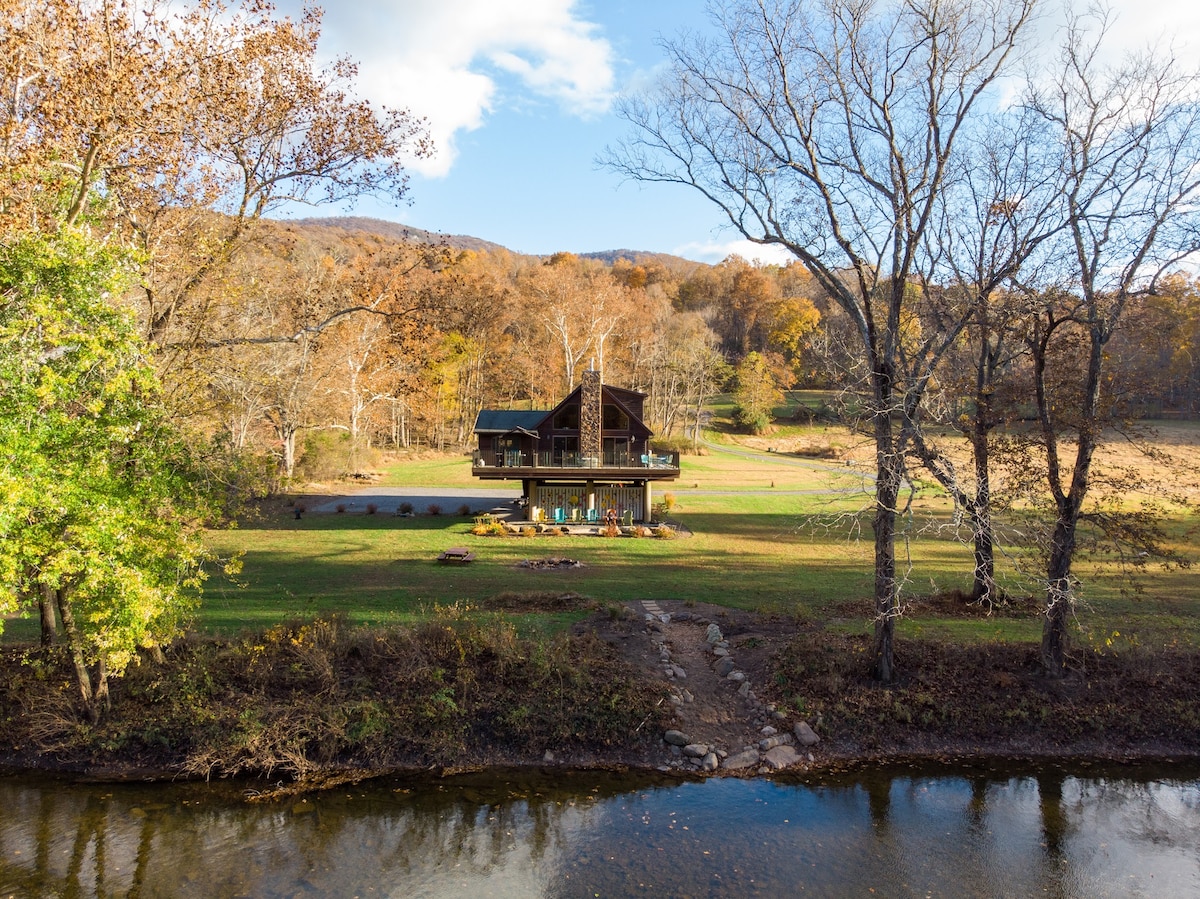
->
[[151, 215, 1200, 489]]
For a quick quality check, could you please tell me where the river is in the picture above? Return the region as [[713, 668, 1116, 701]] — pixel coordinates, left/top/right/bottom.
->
[[2, 763, 1197, 897]]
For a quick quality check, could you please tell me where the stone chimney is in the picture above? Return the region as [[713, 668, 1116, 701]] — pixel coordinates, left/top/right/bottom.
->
[[579, 368, 602, 461]]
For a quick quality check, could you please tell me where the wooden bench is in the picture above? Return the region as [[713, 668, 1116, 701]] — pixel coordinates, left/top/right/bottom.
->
[[437, 547, 476, 564]]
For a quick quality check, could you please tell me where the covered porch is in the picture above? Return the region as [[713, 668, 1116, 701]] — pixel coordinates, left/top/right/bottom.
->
[[524, 479, 657, 525]]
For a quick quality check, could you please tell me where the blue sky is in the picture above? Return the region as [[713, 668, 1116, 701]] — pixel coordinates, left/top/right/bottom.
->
[[274, 0, 1198, 264]]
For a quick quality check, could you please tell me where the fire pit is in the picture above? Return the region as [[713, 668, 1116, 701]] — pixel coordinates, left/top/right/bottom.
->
[[517, 557, 585, 570]]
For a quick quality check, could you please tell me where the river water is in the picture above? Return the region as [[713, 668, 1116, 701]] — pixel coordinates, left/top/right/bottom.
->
[[1, 763, 1197, 898]]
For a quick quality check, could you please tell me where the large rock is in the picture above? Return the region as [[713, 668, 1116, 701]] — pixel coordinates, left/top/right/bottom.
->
[[705, 623, 724, 644], [715, 656, 736, 677], [683, 743, 709, 758], [722, 748, 761, 771], [664, 729, 691, 747], [759, 733, 794, 751], [794, 721, 821, 746], [762, 745, 801, 770]]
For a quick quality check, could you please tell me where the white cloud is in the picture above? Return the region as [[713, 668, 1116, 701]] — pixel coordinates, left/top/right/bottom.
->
[[1100, 0, 1200, 57], [674, 237, 797, 267], [301, 0, 616, 177]]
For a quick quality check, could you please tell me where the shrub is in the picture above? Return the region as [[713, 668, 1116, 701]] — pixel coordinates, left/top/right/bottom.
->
[[398, 501, 413, 515], [650, 436, 693, 456], [471, 514, 509, 537], [427, 504, 442, 516], [366, 503, 378, 515], [733, 406, 772, 434], [294, 431, 353, 482], [335, 503, 346, 514], [203, 434, 277, 515], [655, 525, 676, 539], [457, 503, 472, 517], [601, 522, 621, 538]]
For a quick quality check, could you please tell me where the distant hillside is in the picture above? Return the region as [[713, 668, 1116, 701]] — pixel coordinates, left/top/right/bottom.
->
[[282, 217, 708, 271], [287, 216, 511, 254], [581, 248, 708, 275]]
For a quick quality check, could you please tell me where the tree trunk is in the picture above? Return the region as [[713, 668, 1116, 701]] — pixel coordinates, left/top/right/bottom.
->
[[1040, 516, 1077, 676], [971, 519, 997, 604], [280, 425, 298, 480], [969, 422, 998, 604], [39, 582, 58, 646], [870, 413, 902, 683], [95, 656, 110, 714], [55, 588, 98, 723]]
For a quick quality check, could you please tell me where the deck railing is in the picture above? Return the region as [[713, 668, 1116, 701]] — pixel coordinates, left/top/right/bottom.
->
[[473, 451, 679, 471]]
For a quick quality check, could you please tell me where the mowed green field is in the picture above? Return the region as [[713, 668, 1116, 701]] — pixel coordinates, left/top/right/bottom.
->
[[5, 424, 1195, 648], [197, 457, 880, 636], [196, 427, 1199, 649]]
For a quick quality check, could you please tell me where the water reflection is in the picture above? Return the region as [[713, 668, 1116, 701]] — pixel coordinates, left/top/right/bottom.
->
[[0, 765, 1197, 897]]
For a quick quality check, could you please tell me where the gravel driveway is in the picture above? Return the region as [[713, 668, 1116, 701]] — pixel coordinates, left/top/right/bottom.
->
[[309, 486, 522, 516]]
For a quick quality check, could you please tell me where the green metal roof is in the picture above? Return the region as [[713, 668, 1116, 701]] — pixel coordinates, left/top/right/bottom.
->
[[473, 410, 548, 434]]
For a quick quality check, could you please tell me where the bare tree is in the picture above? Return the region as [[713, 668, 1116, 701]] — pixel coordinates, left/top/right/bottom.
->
[[1019, 10, 1200, 674], [518, 254, 632, 390], [906, 107, 1064, 604], [606, 0, 1038, 680]]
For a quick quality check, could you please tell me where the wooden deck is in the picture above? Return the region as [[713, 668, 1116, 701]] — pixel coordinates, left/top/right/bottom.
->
[[472, 452, 680, 482]]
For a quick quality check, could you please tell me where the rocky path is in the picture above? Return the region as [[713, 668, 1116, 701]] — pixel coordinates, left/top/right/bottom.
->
[[636, 600, 821, 775]]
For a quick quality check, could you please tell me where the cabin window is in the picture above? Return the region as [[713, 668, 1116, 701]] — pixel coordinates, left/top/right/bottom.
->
[[552, 436, 579, 464], [603, 437, 630, 466], [602, 404, 629, 430], [553, 405, 579, 429]]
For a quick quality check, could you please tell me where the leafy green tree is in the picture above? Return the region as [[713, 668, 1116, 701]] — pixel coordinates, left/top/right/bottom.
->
[[732, 352, 787, 434], [0, 230, 211, 722]]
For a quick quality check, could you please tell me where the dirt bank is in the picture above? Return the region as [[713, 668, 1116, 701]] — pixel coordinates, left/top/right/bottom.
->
[[2, 598, 1198, 794]]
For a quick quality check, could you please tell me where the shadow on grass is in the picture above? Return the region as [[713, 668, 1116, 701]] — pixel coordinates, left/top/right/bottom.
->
[[196, 509, 914, 636]]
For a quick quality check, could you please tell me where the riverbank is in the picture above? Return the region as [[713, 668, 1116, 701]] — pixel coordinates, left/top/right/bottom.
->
[[2, 598, 1198, 793]]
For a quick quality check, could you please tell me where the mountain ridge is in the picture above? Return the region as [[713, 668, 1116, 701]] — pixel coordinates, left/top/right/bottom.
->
[[283, 215, 705, 270]]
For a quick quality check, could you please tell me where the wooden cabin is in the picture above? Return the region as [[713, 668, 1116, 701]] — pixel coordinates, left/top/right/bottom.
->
[[472, 370, 679, 522]]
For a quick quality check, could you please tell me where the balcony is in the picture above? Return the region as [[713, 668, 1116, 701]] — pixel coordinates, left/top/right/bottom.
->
[[472, 450, 680, 481]]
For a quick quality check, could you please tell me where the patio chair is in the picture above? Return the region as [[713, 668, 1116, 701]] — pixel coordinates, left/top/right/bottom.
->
[[553, 507, 566, 524], [586, 508, 599, 523], [622, 510, 633, 526]]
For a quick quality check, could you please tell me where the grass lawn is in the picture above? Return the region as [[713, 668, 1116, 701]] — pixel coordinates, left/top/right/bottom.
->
[[200, 428, 1200, 649], [5, 422, 1195, 649]]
